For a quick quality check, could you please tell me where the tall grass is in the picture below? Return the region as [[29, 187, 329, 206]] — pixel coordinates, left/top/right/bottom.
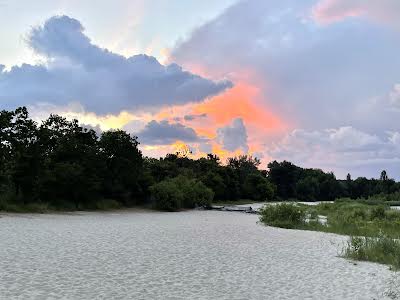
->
[[304, 202, 400, 238], [261, 202, 400, 237], [344, 235, 400, 270], [260, 201, 400, 270]]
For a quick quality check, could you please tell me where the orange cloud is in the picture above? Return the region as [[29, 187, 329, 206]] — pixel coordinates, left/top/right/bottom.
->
[[137, 52, 289, 164], [193, 82, 286, 133], [141, 67, 288, 165]]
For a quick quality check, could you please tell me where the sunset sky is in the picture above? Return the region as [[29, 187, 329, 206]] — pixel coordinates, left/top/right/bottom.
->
[[1, 0, 400, 179]]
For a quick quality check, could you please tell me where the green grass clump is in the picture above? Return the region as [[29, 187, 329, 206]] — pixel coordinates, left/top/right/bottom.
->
[[294, 201, 400, 238], [344, 235, 400, 270], [259, 203, 306, 229], [260, 200, 400, 270]]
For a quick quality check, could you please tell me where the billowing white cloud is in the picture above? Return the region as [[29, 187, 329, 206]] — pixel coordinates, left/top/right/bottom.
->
[[312, 0, 400, 30], [328, 126, 382, 151], [217, 118, 248, 153], [0, 15, 232, 114], [268, 127, 400, 178]]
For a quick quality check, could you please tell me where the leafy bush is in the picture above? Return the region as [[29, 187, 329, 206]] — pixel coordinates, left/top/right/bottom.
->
[[150, 180, 184, 211], [183, 179, 214, 208], [260, 203, 306, 229], [150, 176, 214, 211]]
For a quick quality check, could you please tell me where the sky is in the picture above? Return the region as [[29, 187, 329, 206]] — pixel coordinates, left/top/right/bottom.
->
[[1, 0, 400, 179]]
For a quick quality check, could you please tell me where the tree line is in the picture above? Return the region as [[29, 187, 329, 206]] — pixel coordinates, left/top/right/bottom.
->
[[0, 107, 399, 211]]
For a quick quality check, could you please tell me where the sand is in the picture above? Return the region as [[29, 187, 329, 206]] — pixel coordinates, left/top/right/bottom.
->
[[0, 210, 396, 299]]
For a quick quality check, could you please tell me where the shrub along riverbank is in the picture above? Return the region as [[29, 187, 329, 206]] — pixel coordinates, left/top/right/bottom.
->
[[259, 201, 400, 270]]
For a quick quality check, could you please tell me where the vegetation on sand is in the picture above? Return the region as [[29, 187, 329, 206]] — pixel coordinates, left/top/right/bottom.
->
[[344, 235, 400, 270], [260, 201, 400, 269]]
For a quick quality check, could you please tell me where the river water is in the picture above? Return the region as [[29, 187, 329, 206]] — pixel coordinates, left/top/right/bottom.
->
[[0, 210, 396, 299]]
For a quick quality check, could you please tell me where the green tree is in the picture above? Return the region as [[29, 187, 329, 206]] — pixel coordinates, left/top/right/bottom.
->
[[7, 107, 39, 201], [296, 176, 320, 202], [243, 173, 275, 201], [267, 160, 301, 199], [38, 116, 103, 208], [99, 130, 143, 204]]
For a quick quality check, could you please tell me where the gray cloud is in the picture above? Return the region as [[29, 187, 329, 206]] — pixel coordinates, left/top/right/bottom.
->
[[217, 118, 248, 152], [171, 0, 400, 177], [198, 142, 213, 154], [136, 120, 201, 145], [0, 15, 232, 114], [171, 0, 400, 132], [184, 113, 207, 121], [268, 127, 400, 179]]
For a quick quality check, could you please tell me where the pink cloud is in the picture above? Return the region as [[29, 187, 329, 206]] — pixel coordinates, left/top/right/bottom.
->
[[312, 0, 400, 30], [312, 0, 365, 24]]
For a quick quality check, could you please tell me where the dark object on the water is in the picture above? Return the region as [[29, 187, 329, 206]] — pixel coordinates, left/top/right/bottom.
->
[[209, 205, 224, 210], [208, 205, 259, 214], [223, 206, 254, 213]]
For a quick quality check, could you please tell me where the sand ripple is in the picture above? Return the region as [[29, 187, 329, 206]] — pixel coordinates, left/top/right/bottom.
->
[[0, 211, 395, 299]]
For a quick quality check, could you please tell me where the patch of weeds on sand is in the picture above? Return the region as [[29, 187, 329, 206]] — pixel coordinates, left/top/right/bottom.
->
[[343, 235, 400, 271], [259, 203, 306, 229], [260, 201, 400, 270]]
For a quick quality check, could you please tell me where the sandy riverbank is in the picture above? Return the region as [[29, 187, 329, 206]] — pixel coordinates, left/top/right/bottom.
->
[[0, 210, 396, 299]]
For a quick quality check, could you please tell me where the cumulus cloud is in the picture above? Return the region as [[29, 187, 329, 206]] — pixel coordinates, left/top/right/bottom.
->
[[268, 127, 400, 178], [136, 120, 202, 145], [171, 0, 400, 132], [312, 0, 400, 30], [217, 118, 248, 152], [0, 15, 232, 114], [170, 0, 400, 177]]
